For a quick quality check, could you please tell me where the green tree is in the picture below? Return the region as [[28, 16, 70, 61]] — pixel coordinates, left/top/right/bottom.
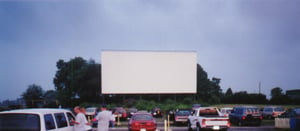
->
[[196, 64, 222, 104], [53, 57, 101, 107], [43, 90, 57, 108], [225, 88, 233, 96], [270, 87, 290, 105], [22, 84, 44, 108], [271, 87, 283, 98]]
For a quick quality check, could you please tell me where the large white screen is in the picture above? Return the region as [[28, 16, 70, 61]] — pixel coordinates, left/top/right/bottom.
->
[[101, 51, 197, 94]]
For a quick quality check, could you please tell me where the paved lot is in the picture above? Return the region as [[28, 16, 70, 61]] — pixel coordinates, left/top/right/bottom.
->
[[93, 124, 282, 131], [92, 119, 288, 131]]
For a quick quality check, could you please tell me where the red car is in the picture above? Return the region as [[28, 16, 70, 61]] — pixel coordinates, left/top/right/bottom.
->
[[128, 112, 157, 131]]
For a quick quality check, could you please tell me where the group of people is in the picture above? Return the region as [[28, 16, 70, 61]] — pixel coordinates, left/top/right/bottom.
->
[[72, 104, 115, 131]]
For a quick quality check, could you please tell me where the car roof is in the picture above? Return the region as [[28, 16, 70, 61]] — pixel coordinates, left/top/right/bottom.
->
[[234, 106, 258, 108], [133, 112, 152, 115], [264, 106, 282, 108], [0, 108, 71, 115], [220, 107, 233, 109]]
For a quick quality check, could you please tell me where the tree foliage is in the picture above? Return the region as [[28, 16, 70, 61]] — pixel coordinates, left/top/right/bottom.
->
[[53, 57, 101, 107], [196, 64, 222, 104], [270, 87, 291, 105], [22, 84, 44, 108]]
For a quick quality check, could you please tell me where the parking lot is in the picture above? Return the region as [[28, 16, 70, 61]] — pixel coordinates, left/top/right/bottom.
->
[[92, 119, 287, 131]]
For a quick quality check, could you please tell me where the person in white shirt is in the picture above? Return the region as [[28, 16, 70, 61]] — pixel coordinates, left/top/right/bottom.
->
[[95, 104, 114, 131], [72, 106, 90, 131]]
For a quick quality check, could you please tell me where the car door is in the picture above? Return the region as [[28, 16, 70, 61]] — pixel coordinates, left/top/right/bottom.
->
[[54, 112, 73, 131]]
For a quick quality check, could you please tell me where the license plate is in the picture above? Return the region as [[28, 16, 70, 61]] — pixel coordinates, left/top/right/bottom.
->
[[213, 126, 220, 130], [140, 128, 146, 131]]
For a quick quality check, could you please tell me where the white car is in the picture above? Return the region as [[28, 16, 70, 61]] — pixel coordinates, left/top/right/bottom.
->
[[220, 107, 233, 117], [0, 108, 75, 131]]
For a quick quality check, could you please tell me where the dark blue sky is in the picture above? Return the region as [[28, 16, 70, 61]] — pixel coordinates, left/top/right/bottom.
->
[[1, 0, 300, 100]]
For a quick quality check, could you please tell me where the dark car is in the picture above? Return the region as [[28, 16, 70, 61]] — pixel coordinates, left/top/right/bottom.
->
[[127, 108, 138, 118], [278, 108, 300, 118], [173, 109, 191, 125], [112, 107, 128, 121], [128, 112, 157, 131], [229, 106, 262, 126], [151, 107, 162, 118]]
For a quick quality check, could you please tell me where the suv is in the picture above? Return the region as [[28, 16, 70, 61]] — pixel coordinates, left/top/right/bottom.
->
[[0, 108, 75, 131], [229, 106, 262, 126], [262, 106, 285, 119]]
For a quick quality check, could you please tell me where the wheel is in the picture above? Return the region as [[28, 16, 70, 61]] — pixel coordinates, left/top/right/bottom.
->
[[267, 115, 272, 120], [237, 121, 243, 126], [196, 123, 201, 131]]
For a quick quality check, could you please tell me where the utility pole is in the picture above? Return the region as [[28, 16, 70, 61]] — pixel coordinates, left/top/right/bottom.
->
[[259, 81, 261, 95]]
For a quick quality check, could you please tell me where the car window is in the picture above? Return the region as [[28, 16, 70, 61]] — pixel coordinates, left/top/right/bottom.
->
[[264, 108, 272, 112], [274, 107, 284, 112], [246, 108, 260, 113], [44, 114, 56, 130], [67, 112, 75, 126], [54, 113, 68, 128], [132, 114, 153, 120], [199, 108, 218, 116], [176, 110, 191, 116], [0, 113, 40, 131]]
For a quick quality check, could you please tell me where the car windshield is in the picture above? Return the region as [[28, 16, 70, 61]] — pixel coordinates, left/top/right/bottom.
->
[[176, 110, 191, 116], [132, 114, 153, 120], [274, 107, 284, 112], [0, 113, 40, 131], [199, 108, 218, 116], [224, 109, 232, 114]]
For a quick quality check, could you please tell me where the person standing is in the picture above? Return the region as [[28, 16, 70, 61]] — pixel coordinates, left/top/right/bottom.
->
[[80, 107, 92, 131], [72, 106, 88, 131], [94, 104, 113, 131]]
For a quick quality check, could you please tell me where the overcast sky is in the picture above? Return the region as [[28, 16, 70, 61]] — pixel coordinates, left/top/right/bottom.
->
[[1, 0, 300, 101]]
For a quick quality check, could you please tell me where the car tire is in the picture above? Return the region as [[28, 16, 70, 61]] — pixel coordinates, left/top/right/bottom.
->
[[267, 115, 272, 120], [238, 121, 243, 126], [196, 123, 201, 131], [196, 125, 201, 131]]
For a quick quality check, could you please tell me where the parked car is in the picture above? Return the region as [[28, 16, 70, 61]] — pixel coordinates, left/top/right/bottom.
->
[[278, 108, 300, 118], [229, 106, 262, 126], [220, 107, 233, 117], [128, 112, 157, 131], [191, 104, 201, 110], [187, 107, 230, 131], [127, 107, 138, 118], [151, 107, 162, 118], [112, 107, 128, 121], [262, 106, 285, 119], [0, 108, 75, 131], [173, 109, 191, 125]]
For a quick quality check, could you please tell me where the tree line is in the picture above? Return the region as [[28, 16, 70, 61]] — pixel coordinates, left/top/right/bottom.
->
[[21, 57, 300, 108]]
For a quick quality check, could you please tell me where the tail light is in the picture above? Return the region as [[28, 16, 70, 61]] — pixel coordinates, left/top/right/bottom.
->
[[227, 119, 231, 127], [132, 122, 140, 127], [122, 112, 127, 118], [242, 116, 246, 120], [260, 116, 263, 119], [146, 122, 155, 126], [202, 119, 206, 127]]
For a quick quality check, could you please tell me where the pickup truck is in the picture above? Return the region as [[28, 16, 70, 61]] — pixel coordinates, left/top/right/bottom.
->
[[187, 107, 230, 131]]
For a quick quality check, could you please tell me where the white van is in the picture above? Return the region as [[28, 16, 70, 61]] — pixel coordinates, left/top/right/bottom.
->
[[0, 108, 75, 131]]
